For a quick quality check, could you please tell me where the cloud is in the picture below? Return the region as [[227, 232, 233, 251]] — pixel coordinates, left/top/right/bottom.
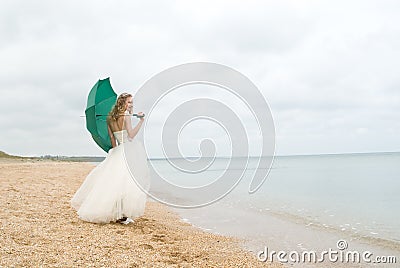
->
[[0, 0, 399, 157]]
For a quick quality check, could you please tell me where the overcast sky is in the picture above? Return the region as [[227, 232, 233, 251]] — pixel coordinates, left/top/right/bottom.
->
[[1, 0, 399, 157]]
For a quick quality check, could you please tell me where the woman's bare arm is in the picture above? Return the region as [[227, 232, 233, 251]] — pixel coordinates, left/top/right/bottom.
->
[[107, 124, 117, 148], [124, 112, 144, 140]]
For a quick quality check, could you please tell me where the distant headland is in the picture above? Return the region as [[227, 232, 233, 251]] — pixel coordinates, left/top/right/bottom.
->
[[0, 150, 105, 162]]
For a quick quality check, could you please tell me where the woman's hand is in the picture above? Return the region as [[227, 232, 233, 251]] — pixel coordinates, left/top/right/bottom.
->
[[138, 112, 145, 121]]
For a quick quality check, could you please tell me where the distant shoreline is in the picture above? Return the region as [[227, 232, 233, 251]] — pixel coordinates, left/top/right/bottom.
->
[[2, 150, 399, 163]]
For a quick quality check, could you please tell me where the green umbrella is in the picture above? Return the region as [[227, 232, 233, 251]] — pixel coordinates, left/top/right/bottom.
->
[[85, 77, 117, 153], [85, 77, 145, 152]]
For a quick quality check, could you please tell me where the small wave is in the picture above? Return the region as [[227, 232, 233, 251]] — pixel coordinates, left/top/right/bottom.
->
[[250, 206, 400, 251]]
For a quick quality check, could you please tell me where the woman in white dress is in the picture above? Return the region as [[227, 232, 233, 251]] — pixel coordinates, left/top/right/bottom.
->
[[71, 93, 151, 224]]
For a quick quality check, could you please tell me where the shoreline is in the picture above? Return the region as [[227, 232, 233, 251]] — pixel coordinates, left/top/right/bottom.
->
[[0, 158, 280, 267]]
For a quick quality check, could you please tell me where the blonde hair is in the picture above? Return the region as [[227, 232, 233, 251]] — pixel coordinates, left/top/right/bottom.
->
[[107, 93, 132, 122]]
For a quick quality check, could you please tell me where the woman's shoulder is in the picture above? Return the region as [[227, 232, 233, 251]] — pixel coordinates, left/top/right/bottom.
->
[[106, 115, 113, 124]]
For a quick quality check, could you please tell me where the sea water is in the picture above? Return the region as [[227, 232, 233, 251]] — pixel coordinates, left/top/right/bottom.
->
[[147, 152, 400, 265]]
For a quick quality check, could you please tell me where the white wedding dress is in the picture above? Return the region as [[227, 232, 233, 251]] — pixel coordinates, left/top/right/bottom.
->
[[71, 130, 151, 223]]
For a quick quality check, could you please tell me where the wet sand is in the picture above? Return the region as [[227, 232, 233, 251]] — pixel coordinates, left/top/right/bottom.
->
[[0, 159, 281, 267]]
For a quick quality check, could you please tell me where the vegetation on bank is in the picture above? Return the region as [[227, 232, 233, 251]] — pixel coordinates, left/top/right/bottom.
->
[[0, 151, 104, 162]]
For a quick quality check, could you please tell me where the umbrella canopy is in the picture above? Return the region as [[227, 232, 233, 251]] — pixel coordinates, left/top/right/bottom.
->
[[85, 77, 117, 152]]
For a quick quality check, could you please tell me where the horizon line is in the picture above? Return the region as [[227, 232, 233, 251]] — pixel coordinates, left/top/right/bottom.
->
[[6, 150, 399, 159]]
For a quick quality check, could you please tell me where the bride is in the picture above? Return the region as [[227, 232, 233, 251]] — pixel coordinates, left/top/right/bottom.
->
[[71, 93, 151, 224]]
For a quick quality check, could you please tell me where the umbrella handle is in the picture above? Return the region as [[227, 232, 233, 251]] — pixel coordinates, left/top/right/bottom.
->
[[132, 113, 145, 118]]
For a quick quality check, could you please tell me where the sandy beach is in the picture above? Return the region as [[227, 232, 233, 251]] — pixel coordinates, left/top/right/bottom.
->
[[0, 158, 281, 267]]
